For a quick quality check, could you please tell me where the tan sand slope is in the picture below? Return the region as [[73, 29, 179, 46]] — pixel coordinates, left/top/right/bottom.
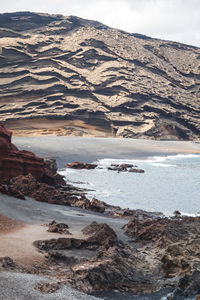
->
[[0, 12, 200, 140], [0, 216, 72, 266]]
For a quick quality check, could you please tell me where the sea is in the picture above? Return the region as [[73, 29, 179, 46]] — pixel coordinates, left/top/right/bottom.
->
[[14, 136, 200, 217], [59, 153, 200, 217]]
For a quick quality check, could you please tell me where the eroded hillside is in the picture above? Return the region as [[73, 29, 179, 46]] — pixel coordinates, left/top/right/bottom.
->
[[0, 12, 200, 139]]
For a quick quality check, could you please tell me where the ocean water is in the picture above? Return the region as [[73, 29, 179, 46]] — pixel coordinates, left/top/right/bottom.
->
[[59, 154, 200, 216]]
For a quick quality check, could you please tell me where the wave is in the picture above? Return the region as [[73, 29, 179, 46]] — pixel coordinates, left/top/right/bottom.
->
[[165, 211, 200, 218], [93, 153, 200, 169], [149, 153, 200, 162], [149, 163, 175, 167]]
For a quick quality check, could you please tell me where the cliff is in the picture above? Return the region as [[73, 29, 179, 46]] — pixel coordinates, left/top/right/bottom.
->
[[0, 12, 200, 140], [0, 123, 63, 184]]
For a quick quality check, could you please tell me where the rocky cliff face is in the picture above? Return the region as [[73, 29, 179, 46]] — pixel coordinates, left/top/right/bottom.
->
[[0, 123, 45, 182], [0, 12, 200, 140], [0, 123, 63, 184]]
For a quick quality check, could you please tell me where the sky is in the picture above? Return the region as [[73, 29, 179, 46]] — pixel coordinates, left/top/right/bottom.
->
[[1, 0, 200, 47]]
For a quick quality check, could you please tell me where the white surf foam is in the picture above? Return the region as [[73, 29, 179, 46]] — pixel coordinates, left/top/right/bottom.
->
[[93, 153, 200, 169]]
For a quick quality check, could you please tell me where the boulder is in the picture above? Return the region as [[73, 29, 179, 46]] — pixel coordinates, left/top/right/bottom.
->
[[66, 161, 97, 169], [82, 221, 117, 248], [47, 220, 71, 235], [34, 238, 77, 251], [128, 168, 145, 173], [0, 256, 17, 270], [34, 281, 61, 294], [108, 163, 144, 173], [0, 183, 25, 200], [44, 158, 58, 174], [47, 250, 79, 265], [90, 198, 105, 213]]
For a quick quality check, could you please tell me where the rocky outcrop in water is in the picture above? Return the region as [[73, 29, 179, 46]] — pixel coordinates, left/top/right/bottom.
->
[[66, 162, 97, 169], [0, 12, 200, 140], [108, 163, 145, 173]]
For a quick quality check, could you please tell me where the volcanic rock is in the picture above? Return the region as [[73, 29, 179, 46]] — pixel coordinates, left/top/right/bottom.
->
[[108, 163, 144, 173], [168, 271, 200, 299], [47, 250, 79, 265], [0, 123, 45, 182], [0, 12, 200, 140], [0, 183, 25, 199], [71, 243, 153, 293], [66, 162, 97, 169], [47, 220, 71, 235], [0, 123, 65, 186], [89, 198, 105, 213], [44, 158, 58, 174], [122, 217, 196, 246], [35, 222, 117, 253], [34, 281, 61, 294], [0, 256, 17, 270], [128, 168, 145, 173], [31, 217, 200, 296], [82, 221, 117, 248]]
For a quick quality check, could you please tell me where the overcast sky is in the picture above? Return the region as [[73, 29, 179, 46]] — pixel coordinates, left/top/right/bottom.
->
[[1, 0, 200, 47]]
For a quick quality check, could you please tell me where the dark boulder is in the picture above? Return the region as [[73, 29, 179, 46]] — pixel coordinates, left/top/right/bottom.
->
[[47, 220, 71, 235], [128, 168, 145, 173], [66, 161, 97, 169], [90, 198, 105, 213]]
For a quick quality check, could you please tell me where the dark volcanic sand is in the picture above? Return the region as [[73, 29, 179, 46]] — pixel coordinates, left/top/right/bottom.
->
[[13, 136, 200, 168]]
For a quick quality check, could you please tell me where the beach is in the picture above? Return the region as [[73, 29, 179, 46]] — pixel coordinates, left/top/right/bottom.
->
[[14, 136, 200, 215], [13, 136, 200, 168], [1, 136, 200, 299]]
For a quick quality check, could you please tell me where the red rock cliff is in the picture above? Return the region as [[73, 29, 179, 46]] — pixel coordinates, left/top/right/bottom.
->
[[0, 123, 45, 182]]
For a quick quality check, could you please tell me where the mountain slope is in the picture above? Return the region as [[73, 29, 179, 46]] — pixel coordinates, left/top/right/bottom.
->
[[0, 12, 200, 140]]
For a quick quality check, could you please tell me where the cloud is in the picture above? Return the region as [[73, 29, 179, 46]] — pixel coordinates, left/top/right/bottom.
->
[[1, 0, 200, 47]]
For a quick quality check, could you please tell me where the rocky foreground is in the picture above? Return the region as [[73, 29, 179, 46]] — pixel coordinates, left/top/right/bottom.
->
[[1, 124, 200, 299], [0, 12, 200, 140]]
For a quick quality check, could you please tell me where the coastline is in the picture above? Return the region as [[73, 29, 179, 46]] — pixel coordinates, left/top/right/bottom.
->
[[13, 135, 200, 168], [1, 135, 200, 299]]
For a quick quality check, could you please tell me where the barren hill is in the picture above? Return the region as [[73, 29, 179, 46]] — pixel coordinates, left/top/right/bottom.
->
[[0, 11, 200, 140]]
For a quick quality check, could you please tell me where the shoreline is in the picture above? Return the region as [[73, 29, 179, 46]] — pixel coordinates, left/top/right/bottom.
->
[[0, 192, 199, 299], [13, 135, 200, 168], [1, 135, 200, 299]]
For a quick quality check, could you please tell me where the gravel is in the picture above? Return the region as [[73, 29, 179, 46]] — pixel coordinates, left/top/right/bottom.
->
[[0, 272, 101, 300]]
